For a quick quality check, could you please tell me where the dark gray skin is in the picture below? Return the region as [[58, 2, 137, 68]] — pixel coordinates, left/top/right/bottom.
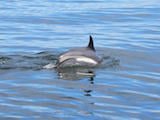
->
[[56, 36, 102, 68]]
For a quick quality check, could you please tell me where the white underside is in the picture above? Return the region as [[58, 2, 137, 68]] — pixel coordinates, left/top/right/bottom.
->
[[76, 57, 97, 65]]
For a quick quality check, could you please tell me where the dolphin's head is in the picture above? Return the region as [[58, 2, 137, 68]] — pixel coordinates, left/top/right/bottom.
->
[[56, 36, 102, 68]]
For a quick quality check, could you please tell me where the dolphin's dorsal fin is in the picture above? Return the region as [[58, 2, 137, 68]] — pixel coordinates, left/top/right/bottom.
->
[[87, 35, 95, 51]]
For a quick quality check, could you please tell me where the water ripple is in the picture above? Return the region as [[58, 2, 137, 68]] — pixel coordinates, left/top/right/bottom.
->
[[0, 0, 160, 119]]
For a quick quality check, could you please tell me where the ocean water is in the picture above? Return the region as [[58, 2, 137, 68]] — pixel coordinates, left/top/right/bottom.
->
[[0, 0, 160, 119]]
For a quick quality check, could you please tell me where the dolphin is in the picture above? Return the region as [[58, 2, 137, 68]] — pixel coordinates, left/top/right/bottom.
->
[[56, 36, 102, 68]]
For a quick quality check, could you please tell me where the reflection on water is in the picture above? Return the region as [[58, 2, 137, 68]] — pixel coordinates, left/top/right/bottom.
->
[[57, 67, 95, 80], [84, 77, 94, 96]]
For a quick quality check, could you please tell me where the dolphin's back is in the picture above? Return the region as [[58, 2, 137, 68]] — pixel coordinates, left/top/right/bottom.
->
[[56, 36, 102, 68], [57, 47, 102, 68]]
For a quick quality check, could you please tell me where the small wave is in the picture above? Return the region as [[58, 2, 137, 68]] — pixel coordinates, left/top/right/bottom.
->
[[0, 51, 119, 71], [0, 56, 12, 65], [0, 52, 57, 70]]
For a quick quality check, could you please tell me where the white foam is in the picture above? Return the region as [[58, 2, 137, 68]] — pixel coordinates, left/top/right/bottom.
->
[[43, 63, 56, 69]]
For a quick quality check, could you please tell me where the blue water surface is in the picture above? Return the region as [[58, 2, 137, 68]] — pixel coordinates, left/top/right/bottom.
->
[[0, 0, 160, 119]]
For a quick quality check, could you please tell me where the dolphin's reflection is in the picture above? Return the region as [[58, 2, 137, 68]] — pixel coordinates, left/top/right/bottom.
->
[[56, 67, 95, 97], [84, 77, 94, 96], [57, 67, 95, 116], [56, 67, 95, 80]]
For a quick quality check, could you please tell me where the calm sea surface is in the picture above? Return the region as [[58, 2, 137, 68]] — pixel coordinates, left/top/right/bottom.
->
[[0, 0, 160, 119]]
